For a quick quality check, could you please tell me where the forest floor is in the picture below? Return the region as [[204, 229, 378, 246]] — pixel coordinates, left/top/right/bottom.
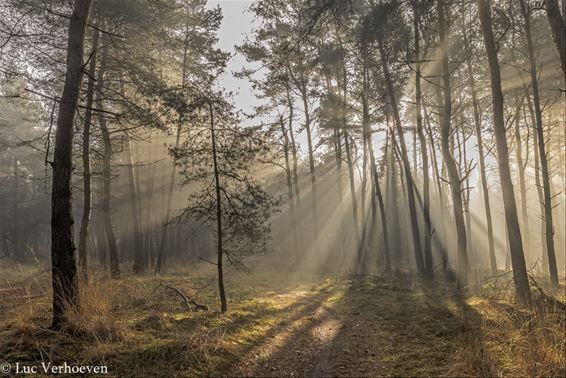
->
[[0, 258, 565, 377]]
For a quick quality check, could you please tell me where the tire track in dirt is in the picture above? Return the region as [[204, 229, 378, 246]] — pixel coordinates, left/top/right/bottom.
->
[[236, 291, 345, 377]]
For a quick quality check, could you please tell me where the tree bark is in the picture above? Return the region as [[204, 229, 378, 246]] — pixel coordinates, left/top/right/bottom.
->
[[413, 4, 433, 277], [519, 0, 559, 287], [462, 27, 497, 274], [361, 59, 390, 271], [50, 0, 93, 329], [438, 0, 468, 287], [477, 0, 531, 304], [378, 43, 424, 274], [96, 44, 120, 279], [280, 115, 298, 254], [209, 102, 227, 313], [78, 23, 99, 282], [126, 135, 145, 274], [544, 0, 566, 77], [155, 20, 190, 274]]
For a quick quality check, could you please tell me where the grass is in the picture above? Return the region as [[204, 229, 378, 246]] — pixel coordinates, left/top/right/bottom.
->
[[0, 258, 564, 377]]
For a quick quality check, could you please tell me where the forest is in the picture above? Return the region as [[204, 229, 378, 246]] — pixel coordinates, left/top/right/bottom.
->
[[0, 0, 564, 376]]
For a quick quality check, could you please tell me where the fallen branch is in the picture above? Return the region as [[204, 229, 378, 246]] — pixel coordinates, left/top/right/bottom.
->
[[155, 281, 208, 312]]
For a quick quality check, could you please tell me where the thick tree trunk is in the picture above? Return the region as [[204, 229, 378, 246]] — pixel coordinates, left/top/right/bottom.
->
[[544, 0, 566, 77], [78, 24, 99, 282], [477, 0, 531, 304], [50, 0, 92, 329]]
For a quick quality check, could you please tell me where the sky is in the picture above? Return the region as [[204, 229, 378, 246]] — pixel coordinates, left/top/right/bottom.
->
[[206, 0, 260, 117]]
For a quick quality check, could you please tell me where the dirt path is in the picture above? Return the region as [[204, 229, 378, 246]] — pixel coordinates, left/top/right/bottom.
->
[[233, 276, 470, 377]]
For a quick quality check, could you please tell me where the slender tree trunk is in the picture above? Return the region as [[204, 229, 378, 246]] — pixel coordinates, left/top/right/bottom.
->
[[209, 102, 227, 313], [525, 89, 549, 274], [340, 65, 361, 251], [155, 21, 189, 274], [285, 76, 300, 203], [361, 60, 390, 271], [145, 158, 156, 267], [125, 135, 145, 274], [96, 46, 120, 279], [477, 0, 531, 304], [519, 0, 559, 287], [50, 0, 92, 328], [78, 23, 99, 282], [12, 158, 21, 261], [379, 43, 424, 274], [413, 5, 433, 277], [514, 98, 530, 254], [463, 28, 497, 274], [438, 0, 468, 287], [385, 125, 402, 268], [280, 115, 298, 254], [344, 131, 360, 245], [299, 78, 319, 248], [288, 65, 318, 251]]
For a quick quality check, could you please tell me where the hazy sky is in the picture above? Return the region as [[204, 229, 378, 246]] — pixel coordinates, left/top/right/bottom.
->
[[207, 0, 259, 116]]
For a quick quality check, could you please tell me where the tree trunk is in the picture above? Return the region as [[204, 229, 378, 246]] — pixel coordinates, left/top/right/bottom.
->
[[544, 0, 566, 77], [12, 158, 22, 261], [285, 75, 300, 203], [50, 0, 93, 329], [155, 21, 191, 274], [514, 98, 530, 255], [362, 61, 390, 271], [280, 115, 298, 254], [78, 23, 99, 282], [519, 0, 559, 287], [379, 43, 424, 273], [340, 66, 361, 252], [385, 125, 402, 268], [438, 0, 468, 287], [477, 0, 531, 304], [209, 102, 227, 313], [462, 27, 497, 274], [344, 131, 360, 244], [96, 45, 120, 279], [413, 5, 433, 277], [126, 135, 145, 274]]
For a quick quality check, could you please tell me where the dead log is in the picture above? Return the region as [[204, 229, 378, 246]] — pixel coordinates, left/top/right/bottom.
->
[[155, 281, 208, 311]]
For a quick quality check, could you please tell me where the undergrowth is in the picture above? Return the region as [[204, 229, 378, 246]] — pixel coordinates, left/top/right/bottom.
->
[[0, 260, 564, 377]]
